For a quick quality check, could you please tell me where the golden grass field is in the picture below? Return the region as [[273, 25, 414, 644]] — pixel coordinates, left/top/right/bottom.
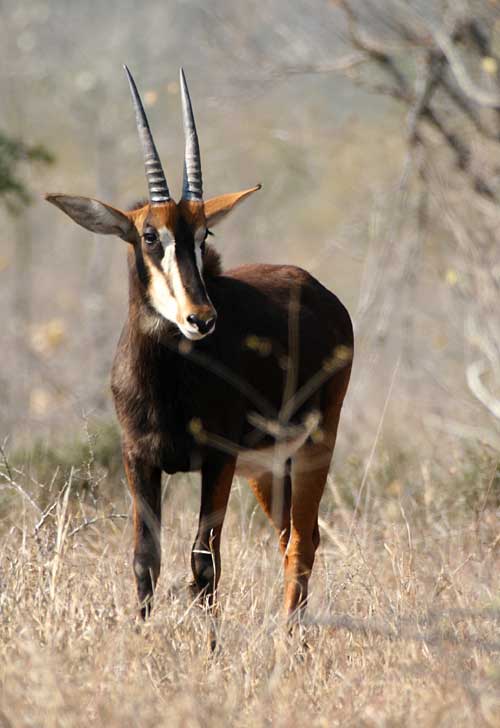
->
[[1, 440, 499, 728]]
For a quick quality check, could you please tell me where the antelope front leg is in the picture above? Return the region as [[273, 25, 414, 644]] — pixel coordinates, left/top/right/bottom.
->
[[191, 456, 236, 610], [123, 452, 162, 619]]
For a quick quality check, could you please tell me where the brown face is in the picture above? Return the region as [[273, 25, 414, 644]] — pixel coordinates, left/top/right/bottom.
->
[[45, 185, 261, 340], [129, 199, 216, 340]]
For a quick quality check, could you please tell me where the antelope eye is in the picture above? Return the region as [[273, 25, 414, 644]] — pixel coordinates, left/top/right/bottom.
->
[[143, 230, 158, 245]]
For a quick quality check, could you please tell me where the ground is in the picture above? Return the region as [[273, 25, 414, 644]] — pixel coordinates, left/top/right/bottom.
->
[[1, 446, 499, 728]]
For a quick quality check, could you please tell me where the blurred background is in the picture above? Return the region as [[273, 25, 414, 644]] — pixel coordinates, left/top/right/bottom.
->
[[0, 0, 499, 483]]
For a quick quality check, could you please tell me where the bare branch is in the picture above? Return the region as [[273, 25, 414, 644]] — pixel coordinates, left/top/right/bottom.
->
[[395, 1, 500, 108], [407, 51, 446, 144], [67, 513, 128, 539]]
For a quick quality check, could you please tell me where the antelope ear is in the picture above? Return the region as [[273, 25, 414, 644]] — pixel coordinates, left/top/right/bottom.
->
[[45, 194, 137, 243], [203, 185, 261, 227]]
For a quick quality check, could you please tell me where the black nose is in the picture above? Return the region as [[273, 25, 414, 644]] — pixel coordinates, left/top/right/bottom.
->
[[187, 314, 217, 335]]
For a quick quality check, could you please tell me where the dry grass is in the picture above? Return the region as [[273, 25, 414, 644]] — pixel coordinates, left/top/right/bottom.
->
[[1, 448, 499, 728]]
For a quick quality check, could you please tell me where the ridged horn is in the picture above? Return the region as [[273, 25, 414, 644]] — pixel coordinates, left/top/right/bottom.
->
[[124, 65, 170, 205], [180, 68, 203, 201]]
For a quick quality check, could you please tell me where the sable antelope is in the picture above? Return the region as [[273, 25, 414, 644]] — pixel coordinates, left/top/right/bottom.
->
[[46, 67, 353, 624]]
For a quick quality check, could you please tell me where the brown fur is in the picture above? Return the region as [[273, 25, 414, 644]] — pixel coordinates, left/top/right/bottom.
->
[[112, 241, 353, 621], [46, 188, 352, 626]]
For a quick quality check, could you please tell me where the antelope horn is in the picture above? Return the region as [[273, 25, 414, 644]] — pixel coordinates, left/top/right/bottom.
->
[[180, 68, 203, 201], [124, 65, 170, 205]]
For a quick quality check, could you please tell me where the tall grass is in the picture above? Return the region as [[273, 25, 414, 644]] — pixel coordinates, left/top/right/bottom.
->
[[0, 431, 499, 727]]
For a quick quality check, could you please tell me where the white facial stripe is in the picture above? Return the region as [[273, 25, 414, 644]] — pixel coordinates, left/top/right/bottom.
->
[[143, 228, 176, 323], [160, 239, 176, 278], [146, 235, 198, 328], [194, 226, 207, 244], [145, 224, 212, 340], [194, 226, 206, 277], [158, 226, 175, 247], [194, 245, 203, 277], [146, 258, 178, 324], [170, 255, 189, 307]]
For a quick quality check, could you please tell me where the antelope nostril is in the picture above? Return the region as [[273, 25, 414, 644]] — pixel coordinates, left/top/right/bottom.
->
[[187, 314, 216, 335], [204, 317, 216, 333]]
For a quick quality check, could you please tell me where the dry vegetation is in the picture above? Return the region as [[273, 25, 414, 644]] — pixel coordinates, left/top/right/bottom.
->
[[1, 438, 499, 727]]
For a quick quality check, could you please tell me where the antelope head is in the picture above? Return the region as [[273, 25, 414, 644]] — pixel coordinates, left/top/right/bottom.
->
[[47, 67, 260, 341]]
